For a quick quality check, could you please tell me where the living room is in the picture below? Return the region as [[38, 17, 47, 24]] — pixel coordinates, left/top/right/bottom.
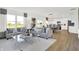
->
[[0, 7, 78, 51]]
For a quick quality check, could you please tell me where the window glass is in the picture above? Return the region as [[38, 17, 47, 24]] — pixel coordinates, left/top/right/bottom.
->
[[17, 16, 24, 28], [7, 14, 24, 28], [7, 14, 16, 28]]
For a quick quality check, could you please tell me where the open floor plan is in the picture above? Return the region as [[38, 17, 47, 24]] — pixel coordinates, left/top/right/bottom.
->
[[0, 7, 78, 51]]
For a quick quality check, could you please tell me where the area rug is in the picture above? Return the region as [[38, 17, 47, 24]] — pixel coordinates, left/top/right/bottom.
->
[[0, 37, 56, 51]]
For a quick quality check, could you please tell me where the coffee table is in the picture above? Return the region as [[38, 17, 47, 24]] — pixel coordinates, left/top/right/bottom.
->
[[13, 34, 32, 43]]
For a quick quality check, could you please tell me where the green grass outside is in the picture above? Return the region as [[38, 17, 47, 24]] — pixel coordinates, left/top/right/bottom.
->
[[7, 23, 24, 28]]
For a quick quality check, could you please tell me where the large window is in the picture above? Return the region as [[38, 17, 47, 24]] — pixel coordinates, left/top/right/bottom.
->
[[7, 14, 16, 28], [17, 16, 24, 28], [7, 14, 24, 28]]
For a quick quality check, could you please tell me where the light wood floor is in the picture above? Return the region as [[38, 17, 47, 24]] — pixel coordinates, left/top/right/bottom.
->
[[47, 30, 78, 51]]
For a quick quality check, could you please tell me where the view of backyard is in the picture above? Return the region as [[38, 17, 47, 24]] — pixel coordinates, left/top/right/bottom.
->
[[7, 22, 24, 28], [7, 14, 24, 28]]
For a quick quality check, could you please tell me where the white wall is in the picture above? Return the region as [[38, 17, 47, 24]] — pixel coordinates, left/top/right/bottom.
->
[[7, 8, 24, 16], [0, 14, 7, 32], [48, 18, 68, 30], [61, 19, 68, 30], [78, 8, 79, 38], [68, 8, 78, 34], [78, 29, 79, 38], [48, 8, 78, 34]]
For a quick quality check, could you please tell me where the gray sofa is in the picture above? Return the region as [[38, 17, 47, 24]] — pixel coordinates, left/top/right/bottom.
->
[[6, 28, 27, 39], [6, 28, 21, 39], [39, 28, 52, 39], [0, 31, 6, 39], [31, 27, 52, 39], [6, 28, 15, 39]]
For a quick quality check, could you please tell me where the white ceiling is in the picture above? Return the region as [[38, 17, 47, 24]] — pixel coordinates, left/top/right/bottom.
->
[[4, 7, 77, 18]]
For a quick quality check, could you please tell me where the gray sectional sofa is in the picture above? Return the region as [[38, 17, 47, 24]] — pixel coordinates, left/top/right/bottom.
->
[[6, 28, 27, 39], [0, 31, 6, 39]]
